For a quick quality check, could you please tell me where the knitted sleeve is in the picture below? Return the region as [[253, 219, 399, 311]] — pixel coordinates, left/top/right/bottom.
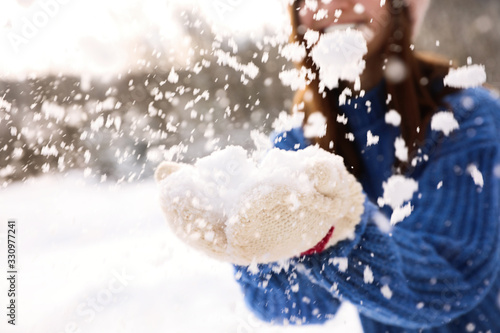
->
[[234, 98, 500, 328], [305, 139, 500, 329], [235, 261, 342, 324]]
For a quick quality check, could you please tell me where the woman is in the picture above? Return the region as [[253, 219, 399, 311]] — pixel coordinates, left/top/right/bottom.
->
[[155, 0, 500, 331], [233, 0, 500, 332]]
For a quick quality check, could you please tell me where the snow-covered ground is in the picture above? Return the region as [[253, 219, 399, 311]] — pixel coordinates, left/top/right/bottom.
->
[[0, 173, 362, 333]]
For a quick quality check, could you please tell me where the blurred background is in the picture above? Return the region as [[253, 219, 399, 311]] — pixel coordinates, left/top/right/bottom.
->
[[0, 1, 499, 332], [1, 0, 498, 184]]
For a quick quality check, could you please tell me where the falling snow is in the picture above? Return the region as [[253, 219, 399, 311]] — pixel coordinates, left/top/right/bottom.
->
[[214, 50, 259, 79], [381, 285, 393, 299], [385, 109, 401, 127], [364, 266, 374, 284], [390, 202, 414, 225], [465, 322, 476, 332], [394, 136, 409, 162], [303, 112, 327, 138], [378, 175, 418, 225], [304, 29, 320, 48], [366, 130, 379, 147], [279, 67, 316, 91], [467, 164, 484, 188], [444, 64, 487, 89], [431, 111, 460, 136], [329, 257, 349, 273], [310, 29, 367, 90], [380, 175, 419, 210], [280, 42, 307, 62], [272, 111, 306, 133]]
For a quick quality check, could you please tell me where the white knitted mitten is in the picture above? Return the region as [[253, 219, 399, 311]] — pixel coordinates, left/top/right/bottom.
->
[[155, 146, 364, 265]]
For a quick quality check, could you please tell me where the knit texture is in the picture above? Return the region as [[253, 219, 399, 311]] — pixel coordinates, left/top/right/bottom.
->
[[155, 146, 365, 265], [234, 84, 500, 332], [301, 226, 334, 256]]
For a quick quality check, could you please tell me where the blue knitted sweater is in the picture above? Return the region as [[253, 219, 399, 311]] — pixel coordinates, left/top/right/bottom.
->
[[234, 82, 500, 332]]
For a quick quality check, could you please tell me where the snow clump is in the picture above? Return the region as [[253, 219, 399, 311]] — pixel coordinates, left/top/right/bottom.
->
[[443, 64, 486, 89], [394, 136, 408, 162], [310, 28, 367, 90], [304, 29, 320, 48], [385, 109, 401, 127], [467, 164, 484, 188], [367, 130, 379, 146], [304, 112, 327, 138], [272, 111, 305, 133], [431, 111, 459, 136], [157, 145, 344, 218], [279, 67, 315, 91], [280, 42, 307, 62], [330, 257, 349, 272], [364, 265, 374, 284], [379, 175, 419, 225]]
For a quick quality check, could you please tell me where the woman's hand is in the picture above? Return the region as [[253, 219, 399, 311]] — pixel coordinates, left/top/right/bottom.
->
[[155, 146, 364, 265]]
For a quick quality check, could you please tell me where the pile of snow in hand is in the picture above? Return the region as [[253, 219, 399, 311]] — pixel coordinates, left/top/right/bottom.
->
[[443, 64, 486, 89], [159, 145, 343, 219], [310, 28, 367, 90], [431, 111, 459, 136]]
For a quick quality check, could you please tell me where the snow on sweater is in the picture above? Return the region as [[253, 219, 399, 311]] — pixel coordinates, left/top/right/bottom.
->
[[234, 82, 500, 332]]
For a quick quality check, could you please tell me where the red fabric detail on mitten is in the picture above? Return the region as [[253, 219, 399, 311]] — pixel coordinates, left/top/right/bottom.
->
[[300, 226, 335, 256]]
